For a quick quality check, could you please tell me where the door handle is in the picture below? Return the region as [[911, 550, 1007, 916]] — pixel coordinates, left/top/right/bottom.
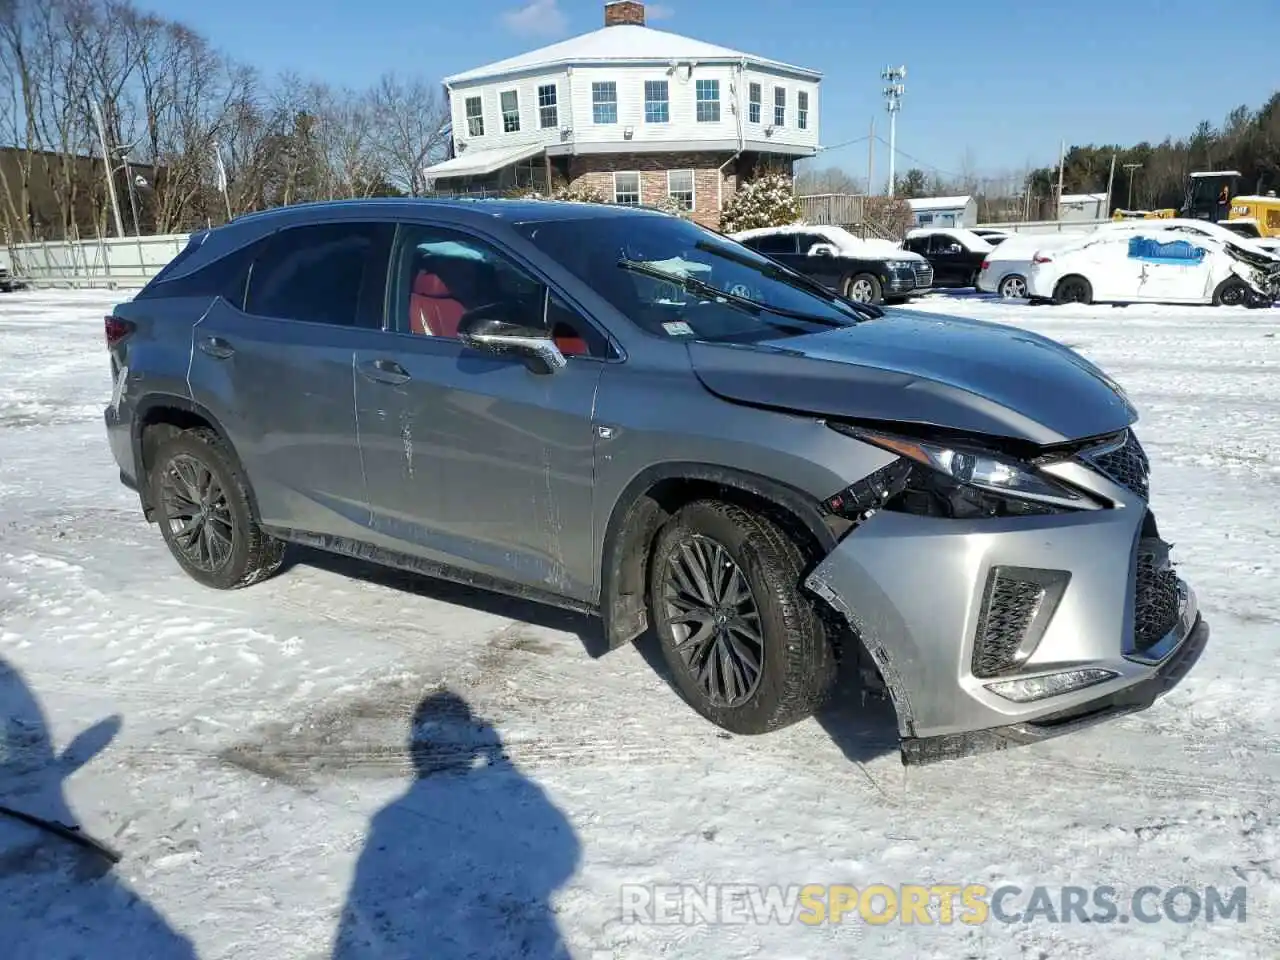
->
[[358, 358, 411, 385], [198, 336, 235, 359]]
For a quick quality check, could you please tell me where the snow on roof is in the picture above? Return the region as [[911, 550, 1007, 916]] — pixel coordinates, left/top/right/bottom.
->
[[905, 196, 972, 212], [443, 24, 820, 85], [422, 141, 545, 179], [1059, 193, 1107, 204], [1190, 170, 1242, 177]]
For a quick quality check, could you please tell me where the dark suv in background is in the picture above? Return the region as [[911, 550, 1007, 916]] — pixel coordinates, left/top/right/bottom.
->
[[102, 198, 1207, 765]]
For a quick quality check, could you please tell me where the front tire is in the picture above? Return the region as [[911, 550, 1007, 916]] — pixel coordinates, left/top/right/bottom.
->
[[843, 273, 882, 304], [648, 500, 836, 735], [1212, 277, 1248, 307], [149, 428, 285, 589]]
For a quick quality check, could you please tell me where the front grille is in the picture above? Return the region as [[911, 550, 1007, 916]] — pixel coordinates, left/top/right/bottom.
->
[[913, 262, 934, 288], [1081, 429, 1150, 500], [972, 569, 1046, 678], [1133, 540, 1180, 654]]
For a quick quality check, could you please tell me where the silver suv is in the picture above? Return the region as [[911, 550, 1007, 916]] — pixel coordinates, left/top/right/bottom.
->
[[102, 199, 1208, 765]]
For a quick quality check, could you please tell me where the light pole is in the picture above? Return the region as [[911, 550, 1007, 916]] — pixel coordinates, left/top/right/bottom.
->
[[881, 65, 906, 197], [1123, 163, 1142, 210]]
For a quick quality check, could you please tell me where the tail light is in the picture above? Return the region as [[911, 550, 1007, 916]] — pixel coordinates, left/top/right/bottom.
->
[[1032, 254, 1054, 264], [104, 315, 135, 348], [980, 260, 990, 271]]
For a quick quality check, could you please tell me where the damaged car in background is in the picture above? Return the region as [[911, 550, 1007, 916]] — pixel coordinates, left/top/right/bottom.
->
[[104, 199, 1208, 768], [1027, 224, 1280, 307]]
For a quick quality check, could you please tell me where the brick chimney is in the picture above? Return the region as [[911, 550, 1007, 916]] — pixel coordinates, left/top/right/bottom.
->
[[604, 1, 645, 26]]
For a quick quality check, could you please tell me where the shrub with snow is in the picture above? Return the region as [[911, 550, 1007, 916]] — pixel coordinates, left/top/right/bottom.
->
[[720, 172, 803, 234]]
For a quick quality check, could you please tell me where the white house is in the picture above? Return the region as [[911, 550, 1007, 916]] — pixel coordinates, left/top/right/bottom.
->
[[906, 195, 976, 228], [1058, 192, 1108, 222], [422, 0, 822, 228]]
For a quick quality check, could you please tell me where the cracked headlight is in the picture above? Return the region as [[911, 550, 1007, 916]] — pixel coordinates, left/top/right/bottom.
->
[[834, 425, 1101, 512]]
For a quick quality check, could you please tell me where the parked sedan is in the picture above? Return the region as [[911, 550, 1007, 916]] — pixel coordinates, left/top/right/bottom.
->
[[977, 233, 1082, 299], [1026, 227, 1279, 306], [903, 228, 994, 288], [731, 224, 933, 304]]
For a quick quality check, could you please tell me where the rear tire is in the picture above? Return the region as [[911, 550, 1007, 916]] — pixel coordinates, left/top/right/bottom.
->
[[1212, 277, 1249, 307], [1053, 275, 1093, 305], [998, 274, 1028, 299], [647, 500, 837, 735], [843, 273, 882, 305], [149, 428, 285, 590]]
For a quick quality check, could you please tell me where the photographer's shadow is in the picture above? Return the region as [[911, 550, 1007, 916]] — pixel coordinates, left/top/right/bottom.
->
[[332, 689, 581, 959], [0, 656, 196, 958]]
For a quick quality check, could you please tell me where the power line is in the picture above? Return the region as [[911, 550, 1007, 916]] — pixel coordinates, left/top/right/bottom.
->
[[813, 134, 873, 155], [872, 135, 961, 179]]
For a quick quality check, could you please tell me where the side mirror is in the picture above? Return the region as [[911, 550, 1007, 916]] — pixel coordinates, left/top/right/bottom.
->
[[457, 310, 566, 374], [808, 243, 838, 257]]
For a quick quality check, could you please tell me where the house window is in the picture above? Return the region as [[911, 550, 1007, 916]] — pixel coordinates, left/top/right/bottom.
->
[[538, 84, 558, 129], [592, 82, 617, 124], [465, 96, 484, 137], [748, 83, 761, 124], [667, 170, 694, 210], [773, 87, 786, 127], [695, 79, 720, 123], [644, 80, 669, 123], [613, 171, 640, 205], [797, 90, 809, 130], [500, 90, 520, 133]]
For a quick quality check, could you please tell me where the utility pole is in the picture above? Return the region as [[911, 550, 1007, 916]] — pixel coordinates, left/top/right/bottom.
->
[[882, 65, 906, 197], [1105, 153, 1117, 217], [1123, 162, 1142, 209], [1055, 138, 1066, 221], [91, 99, 125, 238], [867, 116, 875, 196]]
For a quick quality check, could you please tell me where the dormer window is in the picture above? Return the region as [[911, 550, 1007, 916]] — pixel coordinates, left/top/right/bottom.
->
[[592, 82, 618, 124], [500, 90, 520, 133], [695, 79, 720, 123], [465, 96, 484, 137]]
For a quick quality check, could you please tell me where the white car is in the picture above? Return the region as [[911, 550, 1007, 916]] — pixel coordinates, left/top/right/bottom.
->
[[977, 233, 1082, 299], [1025, 226, 1280, 307]]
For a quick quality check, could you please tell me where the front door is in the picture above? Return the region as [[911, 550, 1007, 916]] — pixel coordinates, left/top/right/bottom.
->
[[354, 223, 608, 601], [187, 220, 394, 538]]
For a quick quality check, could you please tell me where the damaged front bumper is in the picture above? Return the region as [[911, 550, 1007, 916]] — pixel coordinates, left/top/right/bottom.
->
[[804, 470, 1208, 766]]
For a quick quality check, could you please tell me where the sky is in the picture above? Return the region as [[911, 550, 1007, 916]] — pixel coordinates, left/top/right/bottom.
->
[[147, 0, 1280, 184]]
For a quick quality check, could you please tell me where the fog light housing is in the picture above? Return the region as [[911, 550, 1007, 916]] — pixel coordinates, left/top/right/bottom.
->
[[984, 668, 1118, 703]]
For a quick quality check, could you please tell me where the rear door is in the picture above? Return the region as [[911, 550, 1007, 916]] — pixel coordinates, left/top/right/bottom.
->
[[187, 220, 394, 538]]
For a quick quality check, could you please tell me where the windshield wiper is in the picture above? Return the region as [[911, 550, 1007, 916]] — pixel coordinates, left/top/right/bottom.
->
[[616, 259, 854, 328]]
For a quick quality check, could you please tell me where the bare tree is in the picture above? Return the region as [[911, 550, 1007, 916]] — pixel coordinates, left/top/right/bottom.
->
[[794, 166, 864, 196], [369, 73, 449, 196]]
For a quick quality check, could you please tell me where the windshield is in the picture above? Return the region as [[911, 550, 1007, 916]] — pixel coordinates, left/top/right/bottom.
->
[[513, 213, 871, 343]]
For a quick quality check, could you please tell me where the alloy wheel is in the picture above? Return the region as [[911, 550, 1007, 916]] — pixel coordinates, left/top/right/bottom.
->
[[848, 278, 875, 302], [1000, 276, 1027, 298], [659, 535, 764, 708], [159, 452, 235, 573]]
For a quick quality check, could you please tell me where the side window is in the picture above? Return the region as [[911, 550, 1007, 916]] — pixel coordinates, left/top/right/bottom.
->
[[245, 222, 393, 327], [754, 234, 797, 255], [137, 241, 259, 307], [794, 233, 826, 254], [395, 226, 610, 359]]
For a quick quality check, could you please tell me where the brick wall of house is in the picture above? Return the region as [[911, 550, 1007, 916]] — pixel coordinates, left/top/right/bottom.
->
[[567, 152, 740, 230]]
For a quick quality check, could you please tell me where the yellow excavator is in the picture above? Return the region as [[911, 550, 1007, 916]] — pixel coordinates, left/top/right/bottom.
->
[[1112, 170, 1279, 238]]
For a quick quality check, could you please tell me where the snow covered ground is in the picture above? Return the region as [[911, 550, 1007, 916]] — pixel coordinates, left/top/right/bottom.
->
[[1, 287, 1278, 959]]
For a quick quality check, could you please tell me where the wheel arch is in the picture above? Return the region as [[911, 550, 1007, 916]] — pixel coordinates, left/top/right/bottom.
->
[[599, 462, 840, 651], [131, 394, 258, 522]]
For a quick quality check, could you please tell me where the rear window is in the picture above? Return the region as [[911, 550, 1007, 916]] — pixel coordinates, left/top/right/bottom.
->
[[138, 234, 206, 294], [134, 240, 259, 308]]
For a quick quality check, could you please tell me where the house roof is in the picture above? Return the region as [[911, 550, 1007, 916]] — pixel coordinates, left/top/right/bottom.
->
[[905, 195, 972, 212], [422, 141, 546, 180], [442, 24, 821, 85], [1059, 193, 1107, 204]]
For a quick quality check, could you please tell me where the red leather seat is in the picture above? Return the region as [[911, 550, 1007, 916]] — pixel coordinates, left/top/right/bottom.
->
[[553, 326, 589, 356], [409, 271, 466, 337]]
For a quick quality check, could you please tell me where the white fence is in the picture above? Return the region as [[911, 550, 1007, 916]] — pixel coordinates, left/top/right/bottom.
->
[[7, 233, 190, 288], [971, 218, 1112, 236]]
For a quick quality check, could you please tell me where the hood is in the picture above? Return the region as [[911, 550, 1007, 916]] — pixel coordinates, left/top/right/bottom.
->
[[687, 311, 1137, 446]]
